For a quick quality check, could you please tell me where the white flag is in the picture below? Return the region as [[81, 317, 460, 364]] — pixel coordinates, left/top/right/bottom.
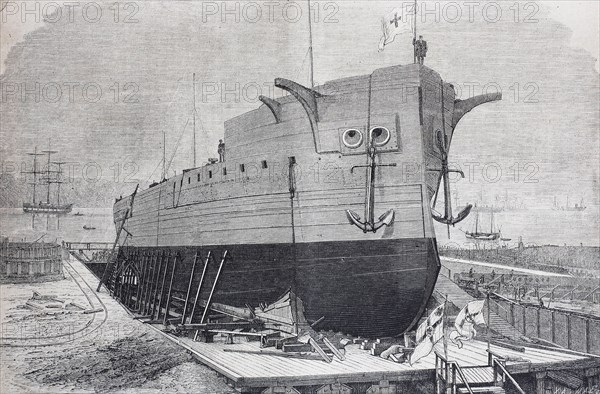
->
[[378, 7, 415, 52], [409, 303, 445, 365], [449, 300, 486, 348]]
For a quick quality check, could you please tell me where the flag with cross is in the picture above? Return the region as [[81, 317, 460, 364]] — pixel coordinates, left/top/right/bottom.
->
[[378, 7, 415, 51], [409, 302, 445, 365], [449, 299, 486, 349]]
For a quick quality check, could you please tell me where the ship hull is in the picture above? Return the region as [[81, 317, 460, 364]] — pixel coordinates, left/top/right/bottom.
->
[[110, 237, 439, 338], [97, 64, 501, 338], [23, 203, 73, 214]]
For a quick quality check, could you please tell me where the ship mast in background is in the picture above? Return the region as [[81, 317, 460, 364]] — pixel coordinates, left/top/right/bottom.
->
[[307, 0, 314, 88], [193, 72, 197, 167], [24, 147, 44, 204]]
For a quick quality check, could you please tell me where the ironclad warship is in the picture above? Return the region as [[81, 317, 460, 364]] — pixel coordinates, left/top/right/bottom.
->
[[104, 63, 501, 337]]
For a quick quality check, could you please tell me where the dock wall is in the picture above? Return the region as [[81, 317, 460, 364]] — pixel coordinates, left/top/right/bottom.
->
[[490, 296, 600, 355], [0, 240, 64, 283]]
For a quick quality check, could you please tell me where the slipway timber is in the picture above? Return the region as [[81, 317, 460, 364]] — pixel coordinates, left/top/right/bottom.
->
[[81, 248, 600, 394]]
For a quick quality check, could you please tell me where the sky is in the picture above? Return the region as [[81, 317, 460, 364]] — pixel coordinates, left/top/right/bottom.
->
[[0, 1, 599, 212]]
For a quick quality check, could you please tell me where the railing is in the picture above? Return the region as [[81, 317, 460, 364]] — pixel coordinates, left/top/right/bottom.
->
[[488, 351, 525, 394], [435, 351, 474, 394], [0, 242, 61, 262], [63, 241, 114, 251]]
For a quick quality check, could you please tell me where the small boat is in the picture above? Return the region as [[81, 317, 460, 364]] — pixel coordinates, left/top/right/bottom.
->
[[73, 212, 84, 216], [465, 206, 501, 241], [83, 225, 96, 230]]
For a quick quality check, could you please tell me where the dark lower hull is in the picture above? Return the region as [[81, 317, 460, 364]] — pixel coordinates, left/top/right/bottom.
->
[[91, 238, 440, 337]]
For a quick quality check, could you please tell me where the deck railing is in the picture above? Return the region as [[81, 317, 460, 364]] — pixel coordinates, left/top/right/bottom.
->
[[488, 350, 526, 394], [435, 351, 474, 394]]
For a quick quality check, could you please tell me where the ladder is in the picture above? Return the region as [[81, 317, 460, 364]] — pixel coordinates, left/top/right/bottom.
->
[[97, 185, 138, 292]]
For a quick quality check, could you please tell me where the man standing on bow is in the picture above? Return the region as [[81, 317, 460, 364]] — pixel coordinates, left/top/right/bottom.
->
[[413, 35, 428, 65]]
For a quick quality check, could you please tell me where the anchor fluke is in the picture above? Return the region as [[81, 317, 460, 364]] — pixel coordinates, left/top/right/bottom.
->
[[346, 209, 395, 233], [432, 204, 472, 226]]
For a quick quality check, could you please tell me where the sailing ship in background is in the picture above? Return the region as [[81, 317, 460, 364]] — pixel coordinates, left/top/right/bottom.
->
[[22, 147, 73, 215], [553, 196, 586, 212], [495, 189, 526, 211], [463, 205, 502, 241]]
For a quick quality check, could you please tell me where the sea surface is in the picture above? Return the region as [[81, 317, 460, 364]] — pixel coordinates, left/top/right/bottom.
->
[[1, 205, 598, 247]]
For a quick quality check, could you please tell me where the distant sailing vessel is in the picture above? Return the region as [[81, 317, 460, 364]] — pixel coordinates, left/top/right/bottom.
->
[[83, 225, 96, 230], [23, 147, 73, 215], [553, 196, 586, 211], [465, 206, 501, 241]]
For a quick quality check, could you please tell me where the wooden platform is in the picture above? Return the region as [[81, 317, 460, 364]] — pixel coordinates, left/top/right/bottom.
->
[[150, 327, 599, 393]]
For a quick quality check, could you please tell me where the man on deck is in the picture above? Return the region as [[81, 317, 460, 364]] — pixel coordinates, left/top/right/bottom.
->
[[413, 35, 428, 65], [218, 139, 225, 162]]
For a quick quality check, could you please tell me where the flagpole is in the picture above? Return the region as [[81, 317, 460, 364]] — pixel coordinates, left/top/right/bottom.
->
[[443, 294, 449, 361], [193, 72, 196, 168], [486, 290, 491, 357], [307, 0, 315, 88], [413, 0, 417, 64]]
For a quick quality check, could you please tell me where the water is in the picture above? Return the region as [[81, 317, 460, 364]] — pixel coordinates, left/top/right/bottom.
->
[[435, 205, 600, 248], [0, 208, 115, 244], [2, 205, 598, 247]]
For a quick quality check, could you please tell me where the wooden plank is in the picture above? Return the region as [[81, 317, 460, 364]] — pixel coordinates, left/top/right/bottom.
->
[[181, 251, 199, 324], [200, 250, 228, 324], [189, 251, 211, 324]]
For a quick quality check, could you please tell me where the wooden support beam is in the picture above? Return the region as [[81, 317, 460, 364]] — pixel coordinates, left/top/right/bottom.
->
[[163, 253, 178, 326], [156, 252, 171, 320], [140, 251, 154, 314], [322, 337, 345, 361], [149, 251, 164, 317], [181, 251, 199, 325], [135, 252, 149, 311], [308, 337, 332, 363], [189, 251, 212, 324], [200, 250, 228, 324], [222, 348, 323, 361]]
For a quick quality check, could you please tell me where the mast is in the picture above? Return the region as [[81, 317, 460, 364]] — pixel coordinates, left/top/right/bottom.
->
[[413, 0, 417, 64], [475, 207, 479, 233], [307, 0, 314, 88], [193, 72, 197, 168], [490, 210, 494, 233], [162, 130, 166, 180], [41, 147, 58, 204], [26, 147, 44, 204], [52, 162, 66, 205]]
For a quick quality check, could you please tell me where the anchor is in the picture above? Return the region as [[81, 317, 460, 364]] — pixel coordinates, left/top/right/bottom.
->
[[428, 129, 472, 236], [346, 130, 396, 233]]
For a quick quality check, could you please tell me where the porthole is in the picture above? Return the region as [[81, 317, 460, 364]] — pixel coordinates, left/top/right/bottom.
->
[[370, 126, 391, 147], [342, 128, 364, 149]]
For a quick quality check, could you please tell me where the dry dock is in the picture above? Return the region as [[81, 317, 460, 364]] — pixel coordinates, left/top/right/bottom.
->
[[134, 257, 600, 394]]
